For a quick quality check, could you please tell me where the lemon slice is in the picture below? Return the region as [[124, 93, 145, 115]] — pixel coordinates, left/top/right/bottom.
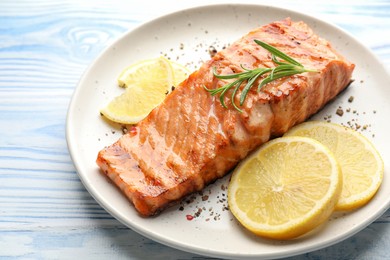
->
[[285, 121, 384, 211], [170, 60, 191, 86], [100, 57, 174, 124], [228, 136, 342, 240], [117, 58, 190, 88], [117, 57, 173, 89], [100, 84, 168, 124]]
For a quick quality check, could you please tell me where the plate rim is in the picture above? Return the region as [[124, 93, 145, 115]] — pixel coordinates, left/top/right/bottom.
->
[[66, 3, 390, 259]]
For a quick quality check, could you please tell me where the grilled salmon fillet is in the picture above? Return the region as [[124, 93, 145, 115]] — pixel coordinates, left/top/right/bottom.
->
[[97, 18, 355, 216]]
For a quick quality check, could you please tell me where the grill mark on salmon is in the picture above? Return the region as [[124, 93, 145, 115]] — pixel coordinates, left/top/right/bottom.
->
[[97, 18, 355, 216]]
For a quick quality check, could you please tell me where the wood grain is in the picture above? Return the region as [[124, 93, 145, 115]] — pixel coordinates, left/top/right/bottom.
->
[[0, 0, 389, 259]]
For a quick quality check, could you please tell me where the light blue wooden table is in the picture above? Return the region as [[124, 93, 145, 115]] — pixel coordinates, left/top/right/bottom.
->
[[1, 0, 389, 259]]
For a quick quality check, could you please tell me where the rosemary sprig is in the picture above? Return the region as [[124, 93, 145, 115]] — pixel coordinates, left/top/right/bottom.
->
[[204, 39, 317, 112]]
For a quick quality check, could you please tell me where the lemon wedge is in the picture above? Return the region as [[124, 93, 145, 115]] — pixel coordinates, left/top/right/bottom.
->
[[228, 136, 342, 240], [100, 57, 177, 124], [285, 121, 384, 211]]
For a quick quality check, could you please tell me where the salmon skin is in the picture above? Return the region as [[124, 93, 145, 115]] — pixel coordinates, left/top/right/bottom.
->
[[97, 18, 355, 216]]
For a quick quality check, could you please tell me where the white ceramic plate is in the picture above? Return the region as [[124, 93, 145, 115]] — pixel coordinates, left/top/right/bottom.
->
[[66, 4, 390, 259]]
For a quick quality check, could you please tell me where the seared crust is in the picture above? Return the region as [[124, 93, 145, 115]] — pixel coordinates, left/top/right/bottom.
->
[[96, 18, 355, 216]]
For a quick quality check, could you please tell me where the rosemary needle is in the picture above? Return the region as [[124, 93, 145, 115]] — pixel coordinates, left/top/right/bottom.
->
[[204, 40, 317, 112]]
